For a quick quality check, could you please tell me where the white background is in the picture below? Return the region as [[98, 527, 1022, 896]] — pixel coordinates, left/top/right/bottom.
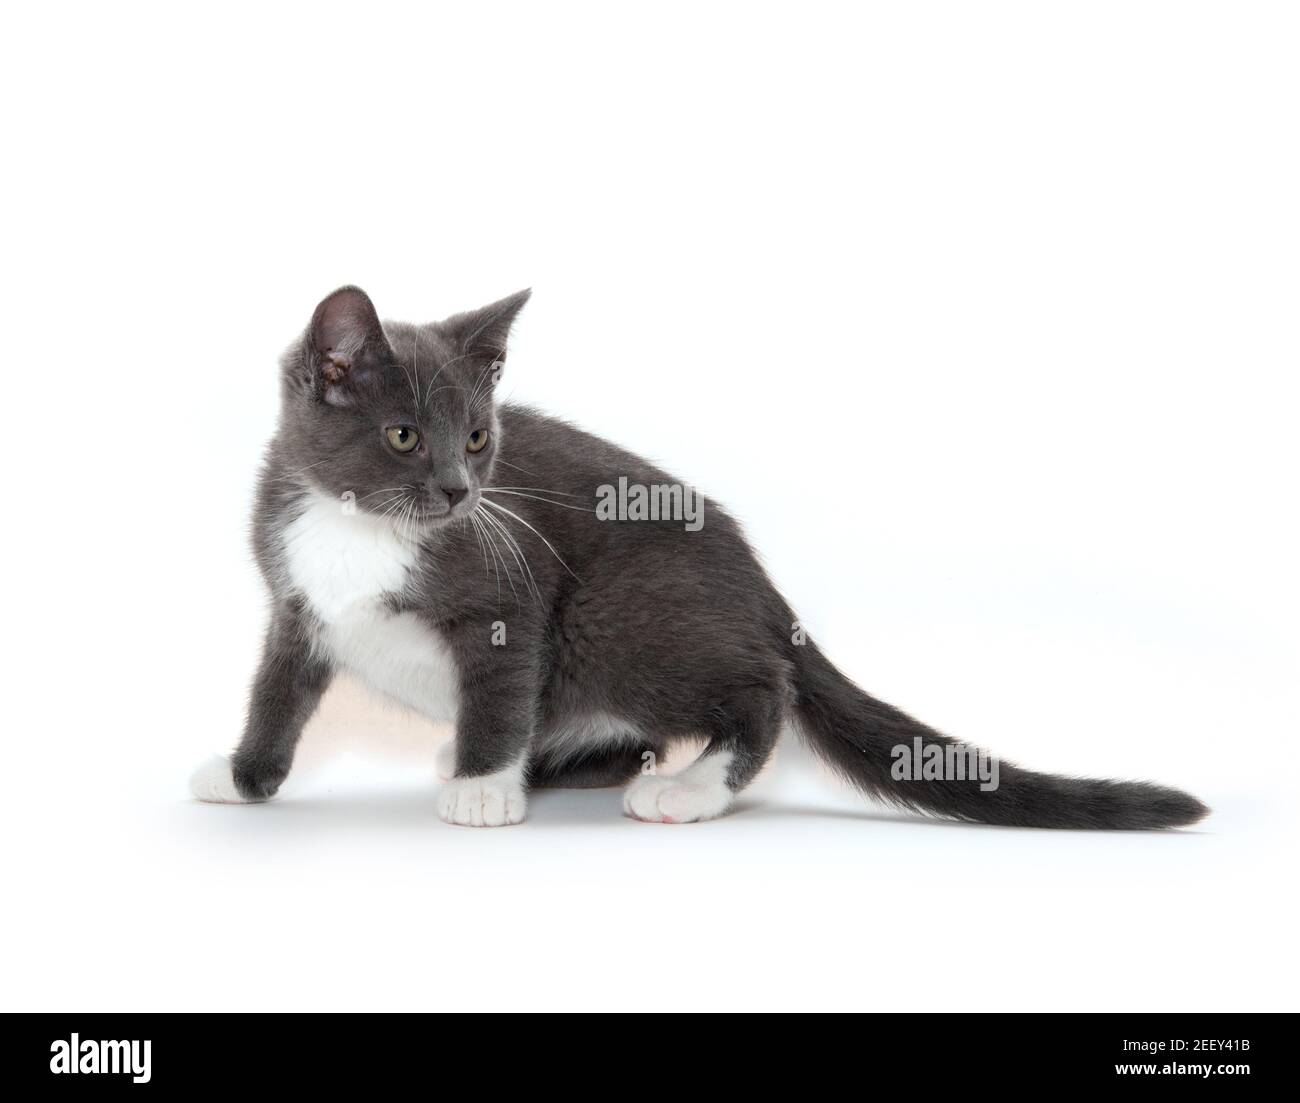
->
[[2, 2, 1296, 1012]]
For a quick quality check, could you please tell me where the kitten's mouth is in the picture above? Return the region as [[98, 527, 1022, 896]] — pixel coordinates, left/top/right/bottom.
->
[[414, 497, 479, 527], [369, 492, 479, 531], [405, 509, 450, 528]]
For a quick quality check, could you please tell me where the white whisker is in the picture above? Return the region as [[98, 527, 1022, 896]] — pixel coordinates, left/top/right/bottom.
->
[[269, 458, 330, 483], [467, 511, 491, 578], [478, 505, 540, 603], [493, 457, 540, 478], [481, 499, 581, 580], [475, 505, 521, 606], [482, 489, 594, 513], [482, 485, 584, 498]]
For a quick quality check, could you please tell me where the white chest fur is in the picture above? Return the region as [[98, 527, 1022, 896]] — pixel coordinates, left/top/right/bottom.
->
[[281, 492, 460, 723]]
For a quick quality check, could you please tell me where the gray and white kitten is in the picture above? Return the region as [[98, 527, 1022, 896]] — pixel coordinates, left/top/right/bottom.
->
[[191, 286, 1207, 829]]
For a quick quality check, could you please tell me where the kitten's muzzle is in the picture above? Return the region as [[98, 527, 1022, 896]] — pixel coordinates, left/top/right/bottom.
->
[[418, 483, 476, 523]]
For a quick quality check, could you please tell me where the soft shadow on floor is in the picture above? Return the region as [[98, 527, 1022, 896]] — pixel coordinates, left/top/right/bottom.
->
[[733, 800, 1212, 835], [178, 785, 1210, 838]]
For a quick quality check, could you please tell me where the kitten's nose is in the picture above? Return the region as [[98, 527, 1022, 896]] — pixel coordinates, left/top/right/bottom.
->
[[441, 486, 469, 509]]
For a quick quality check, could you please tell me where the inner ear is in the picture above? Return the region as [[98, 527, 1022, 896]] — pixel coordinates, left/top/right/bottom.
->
[[307, 286, 390, 403], [311, 286, 384, 360]]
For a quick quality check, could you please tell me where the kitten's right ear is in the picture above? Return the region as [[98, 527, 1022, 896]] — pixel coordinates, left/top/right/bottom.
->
[[305, 286, 391, 406]]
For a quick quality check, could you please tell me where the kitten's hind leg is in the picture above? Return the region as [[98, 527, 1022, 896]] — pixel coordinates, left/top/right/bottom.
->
[[623, 695, 782, 823]]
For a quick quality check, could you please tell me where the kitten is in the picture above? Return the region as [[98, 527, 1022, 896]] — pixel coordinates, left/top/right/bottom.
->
[[191, 286, 1207, 829]]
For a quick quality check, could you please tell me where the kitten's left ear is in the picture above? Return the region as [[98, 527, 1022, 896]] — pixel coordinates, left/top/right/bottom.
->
[[441, 288, 532, 366], [307, 285, 393, 406]]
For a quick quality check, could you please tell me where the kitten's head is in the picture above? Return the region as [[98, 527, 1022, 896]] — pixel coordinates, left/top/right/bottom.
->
[[278, 285, 529, 526]]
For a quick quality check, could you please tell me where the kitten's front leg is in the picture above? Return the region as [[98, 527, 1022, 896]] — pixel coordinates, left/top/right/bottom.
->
[[191, 600, 332, 803], [437, 627, 536, 827]]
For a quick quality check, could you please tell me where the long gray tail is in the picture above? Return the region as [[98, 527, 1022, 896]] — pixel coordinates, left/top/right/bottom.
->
[[792, 640, 1207, 830]]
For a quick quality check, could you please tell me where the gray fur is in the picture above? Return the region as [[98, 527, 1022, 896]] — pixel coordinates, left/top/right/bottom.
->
[[230, 286, 1208, 830]]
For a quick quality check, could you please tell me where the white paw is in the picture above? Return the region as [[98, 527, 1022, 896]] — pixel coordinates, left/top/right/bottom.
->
[[435, 739, 456, 782], [437, 766, 526, 827], [623, 752, 735, 823], [189, 754, 260, 804]]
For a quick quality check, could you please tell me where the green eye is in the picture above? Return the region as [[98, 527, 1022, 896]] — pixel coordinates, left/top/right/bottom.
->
[[467, 429, 490, 454], [385, 426, 419, 453]]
